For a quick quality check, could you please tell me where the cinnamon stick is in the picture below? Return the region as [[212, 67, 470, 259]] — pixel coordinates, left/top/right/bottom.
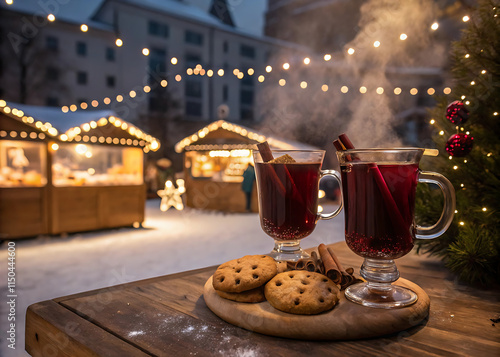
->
[[327, 246, 354, 287], [307, 251, 321, 273], [335, 133, 408, 237], [318, 244, 342, 284], [256, 142, 274, 162]]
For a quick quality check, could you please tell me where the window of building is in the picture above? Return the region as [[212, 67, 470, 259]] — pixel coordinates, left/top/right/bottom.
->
[[77, 71, 87, 85], [106, 75, 115, 88], [148, 20, 169, 38], [46, 97, 59, 107], [185, 53, 202, 69], [240, 44, 255, 59], [46, 66, 59, 81], [46, 36, 59, 51], [185, 80, 202, 98], [240, 90, 253, 105], [76, 41, 87, 56], [149, 47, 167, 81], [185, 79, 203, 118], [240, 67, 254, 120], [185, 30, 203, 46], [106, 47, 115, 62], [186, 101, 202, 117], [223, 85, 228, 102], [223, 41, 228, 53]]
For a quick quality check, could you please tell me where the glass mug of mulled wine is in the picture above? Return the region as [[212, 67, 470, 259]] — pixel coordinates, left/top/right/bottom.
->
[[253, 149, 343, 262], [337, 148, 455, 308]]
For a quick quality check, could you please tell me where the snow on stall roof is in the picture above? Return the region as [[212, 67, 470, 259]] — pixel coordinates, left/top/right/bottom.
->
[[0, 0, 110, 30], [8, 102, 117, 132]]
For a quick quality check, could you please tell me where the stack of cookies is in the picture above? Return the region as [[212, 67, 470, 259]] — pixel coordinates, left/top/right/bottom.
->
[[212, 255, 340, 315]]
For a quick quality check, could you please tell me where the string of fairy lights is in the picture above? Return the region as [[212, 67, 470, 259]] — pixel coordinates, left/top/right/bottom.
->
[[2, 0, 475, 114]]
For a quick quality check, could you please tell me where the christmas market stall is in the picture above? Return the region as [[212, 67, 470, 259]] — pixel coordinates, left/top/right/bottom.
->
[[175, 120, 315, 213], [0, 102, 159, 239]]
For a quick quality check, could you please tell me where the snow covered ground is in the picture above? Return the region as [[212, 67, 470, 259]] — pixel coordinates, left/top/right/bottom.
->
[[0, 199, 344, 356]]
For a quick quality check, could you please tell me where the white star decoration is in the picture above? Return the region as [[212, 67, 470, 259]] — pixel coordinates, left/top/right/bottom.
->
[[157, 179, 185, 211]]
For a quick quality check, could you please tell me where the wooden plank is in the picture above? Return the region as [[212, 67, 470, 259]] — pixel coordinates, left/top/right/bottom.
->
[[26, 242, 500, 356], [25, 300, 150, 357]]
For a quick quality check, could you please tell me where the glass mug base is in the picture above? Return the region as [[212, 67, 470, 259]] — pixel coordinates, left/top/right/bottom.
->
[[268, 240, 310, 262], [345, 282, 418, 309]]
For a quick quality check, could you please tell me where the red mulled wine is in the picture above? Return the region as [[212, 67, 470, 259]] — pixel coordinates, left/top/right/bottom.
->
[[341, 163, 419, 259], [255, 162, 321, 241]]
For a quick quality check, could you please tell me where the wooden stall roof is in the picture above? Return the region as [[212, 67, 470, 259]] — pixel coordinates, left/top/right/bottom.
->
[[0, 101, 160, 152], [175, 120, 316, 153]]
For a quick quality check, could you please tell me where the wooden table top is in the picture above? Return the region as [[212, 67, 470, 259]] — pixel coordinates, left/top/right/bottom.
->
[[25, 242, 500, 357]]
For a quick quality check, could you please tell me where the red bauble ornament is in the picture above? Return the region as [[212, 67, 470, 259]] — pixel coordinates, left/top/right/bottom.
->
[[445, 133, 474, 157], [446, 101, 469, 125]]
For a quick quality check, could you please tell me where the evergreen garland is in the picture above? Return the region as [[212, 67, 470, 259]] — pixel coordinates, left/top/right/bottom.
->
[[416, 0, 500, 285]]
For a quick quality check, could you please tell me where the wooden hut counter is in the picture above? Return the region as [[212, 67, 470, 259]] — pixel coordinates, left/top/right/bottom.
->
[[0, 102, 160, 239], [175, 120, 316, 213]]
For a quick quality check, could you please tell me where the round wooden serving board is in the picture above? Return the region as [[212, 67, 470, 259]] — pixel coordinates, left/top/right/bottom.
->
[[204, 276, 430, 340]]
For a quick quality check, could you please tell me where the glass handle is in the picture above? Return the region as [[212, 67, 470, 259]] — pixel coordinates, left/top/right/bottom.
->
[[416, 171, 456, 239], [318, 170, 343, 220]]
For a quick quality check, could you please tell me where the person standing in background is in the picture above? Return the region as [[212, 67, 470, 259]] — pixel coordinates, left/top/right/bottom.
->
[[241, 162, 255, 212]]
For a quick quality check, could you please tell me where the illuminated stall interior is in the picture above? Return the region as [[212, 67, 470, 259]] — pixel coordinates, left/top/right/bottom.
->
[[175, 120, 315, 212], [0, 101, 159, 239]]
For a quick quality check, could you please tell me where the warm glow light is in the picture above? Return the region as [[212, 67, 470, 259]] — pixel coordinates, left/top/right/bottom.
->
[[443, 87, 452, 94], [462, 15, 470, 22], [171, 57, 178, 65], [303, 57, 310, 65], [265, 65, 272, 73], [237, 72, 244, 79], [80, 24, 88, 32], [400, 33, 407, 40], [161, 79, 168, 87], [258, 75, 265, 82], [103, 97, 111, 105], [427, 88, 435, 95], [116, 95, 123, 102], [0, 100, 5, 107], [324, 54, 332, 61], [410, 88, 418, 95], [283, 63, 290, 70], [431, 22, 439, 30], [70, 104, 77, 112], [175, 74, 182, 81], [115, 38, 123, 47], [321, 84, 328, 92], [233, 68, 239, 76], [80, 102, 88, 109], [430, 119, 436, 124], [51, 143, 59, 151], [453, 165, 458, 170], [470, 81, 475, 85], [187, 68, 193, 75], [47, 14, 55, 22], [142, 48, 150, 56], [481, 70, 487, 74], [207, 69, 213, 77], [247, 68, 254, 75], [376, 87, 384, 94], [91, 100, 98, 107], [341, 86, 349, 93], [61, 106, 69, 113], [465, 53, 470, 58], [6, 0, 13, 4], [439, 130, 445, 135], [279, 79, 286, 86], [394, 87, 402, 95], [373, 41, 381, 48], [75, 144, 87, 154], [143, 85, 151, 93], [217, 69, 224, 76], [318, 190, 326, 199], [129, 90, 136, 98], [300, 81, 307, 89], [347, 48, 355, 55], [482, 207, 487, 211], [359, 86, 367, 94]]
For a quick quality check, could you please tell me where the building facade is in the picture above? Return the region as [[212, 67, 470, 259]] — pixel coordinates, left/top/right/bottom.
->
[[0, 0, 301, 155]]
